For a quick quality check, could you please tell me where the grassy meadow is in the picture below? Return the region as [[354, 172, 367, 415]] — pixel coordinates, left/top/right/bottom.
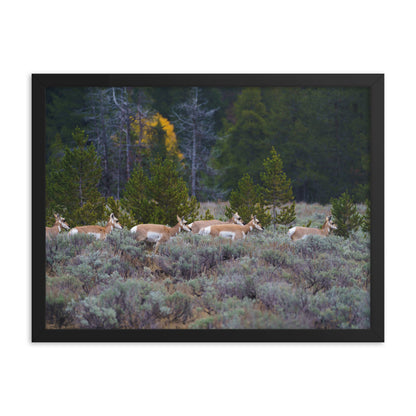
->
[[45, 202, 370, 330]]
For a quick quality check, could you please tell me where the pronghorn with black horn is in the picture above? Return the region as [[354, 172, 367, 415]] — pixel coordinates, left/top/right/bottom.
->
[[287, 215, 337, 241], [189, 212, 244, 234], [68, 213, 123, 240], [130, 215, 191, 249], [46, 213, 70, 239], [199, 215, 264, 240]]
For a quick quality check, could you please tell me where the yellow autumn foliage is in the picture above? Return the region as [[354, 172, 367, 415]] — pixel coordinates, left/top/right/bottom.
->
[[131, 113, 183, 160]]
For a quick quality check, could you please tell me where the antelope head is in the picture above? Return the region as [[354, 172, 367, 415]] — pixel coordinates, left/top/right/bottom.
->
[[326, 215, 337, 230], [177, 215, 191, 232], [232, 212, 244, 225], [54, 213, 70, 230], [250, 215, 264, 231], [110, 213, 123, 229], [58, 215, 70, 230]]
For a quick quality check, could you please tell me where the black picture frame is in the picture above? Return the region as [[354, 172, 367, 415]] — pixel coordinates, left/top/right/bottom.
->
[[32, 74, 384, 342]]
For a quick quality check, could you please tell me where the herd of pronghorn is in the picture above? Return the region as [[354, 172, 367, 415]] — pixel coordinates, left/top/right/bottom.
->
[[46, 211, 338, 248]]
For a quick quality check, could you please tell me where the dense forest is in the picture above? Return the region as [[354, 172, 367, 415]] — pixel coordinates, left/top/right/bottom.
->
[[46, 87, 370, 224]]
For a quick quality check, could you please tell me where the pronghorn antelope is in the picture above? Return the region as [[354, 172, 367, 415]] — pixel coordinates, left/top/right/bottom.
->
[[200, 215, 264, 240], [130, 215, 191, 249], [189, 212, 244, 234], [287, 215, 337, 241], [46, 213, 70, 239], [68, 213, 123, 240]]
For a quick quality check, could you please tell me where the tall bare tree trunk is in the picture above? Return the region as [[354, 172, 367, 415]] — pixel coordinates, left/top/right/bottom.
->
[[79, 178, 83, 207], [191, 122, 197, 196], [190, 88, 198, 196], [126, 123, 130, 180]]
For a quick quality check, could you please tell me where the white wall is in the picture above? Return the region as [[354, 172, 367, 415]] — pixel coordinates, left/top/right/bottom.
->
[[1, 1, 414, 415]]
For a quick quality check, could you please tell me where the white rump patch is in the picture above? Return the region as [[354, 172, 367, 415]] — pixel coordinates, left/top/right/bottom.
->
[[199, 226, 211, 236], [130, 225, 137, 233], [288, 227, 296, 237], [69, 228, 78, 236], [147, 231, 162, 242], [219, 231, 235, 240], [88, 232, 102, 240], [188, 223, 193, 229]]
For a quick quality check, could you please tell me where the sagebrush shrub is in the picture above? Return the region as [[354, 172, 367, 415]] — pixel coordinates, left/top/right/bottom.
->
[[70, 296, 118, 329], [65, 250, 117, 294], [187, 275, 212, 297], [216, 272, 257, 300], [189, 316, 217, 329], [291, 259, 335, 294], [69, 278, 171, 329], [45, 201, 371, 330], [46, 233, 97, 273], [261, 249, 291, 267], [165, 292, 193, 323], [257, 281, 307, 316], [46, 293, 72, 328], [105, 229, 146, 263], [157, 238, 248, 280], [46, 274, 83, 327], [206, 297, 288, 329], [307, 286, 370, 329]]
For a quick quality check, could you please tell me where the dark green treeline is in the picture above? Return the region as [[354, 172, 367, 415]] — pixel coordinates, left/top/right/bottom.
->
[[46, 86, 369, 204]]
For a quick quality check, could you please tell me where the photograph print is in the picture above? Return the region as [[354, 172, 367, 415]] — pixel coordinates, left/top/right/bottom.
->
[[33, 74, 384, 342]]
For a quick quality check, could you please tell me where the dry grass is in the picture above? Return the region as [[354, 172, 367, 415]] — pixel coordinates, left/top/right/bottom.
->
[[199, 201, 229, 219]]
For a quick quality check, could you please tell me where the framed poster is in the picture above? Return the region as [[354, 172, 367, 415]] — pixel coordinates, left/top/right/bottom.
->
[[33, 74, 384, 342]]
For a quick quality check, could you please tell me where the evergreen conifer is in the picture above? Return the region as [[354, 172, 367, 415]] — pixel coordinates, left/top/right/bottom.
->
[[105, 196, 136, 230], [216, 88, 270, 192], [121, 164, 153, 224], [148, 157, 199, 225], [225, 173, 271, 226], [330, 191, 362, 238], [260, 147, 296, 226], [361, 198, 370, 233], [47, 128, 104, 226], [276, 202, 296, 226], [122, 157, 200, 226]]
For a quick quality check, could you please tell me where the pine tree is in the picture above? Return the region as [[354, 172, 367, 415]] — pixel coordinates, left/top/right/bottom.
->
[[105, 197, 136, 230], [276, 202, 296, 226], [225, 173, 271, 226], [47, 128, 104, 226], [361, 198, 370, 233], [148, 157, 200, 225], [330, 191, 362, 238], [121, 164, 154, 224], [215, 88, 270, 193], [260, 147, 296, 226], [46, 133, 65, 225], [122, 157, 200, 226], [201, 208, 215, 220]]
